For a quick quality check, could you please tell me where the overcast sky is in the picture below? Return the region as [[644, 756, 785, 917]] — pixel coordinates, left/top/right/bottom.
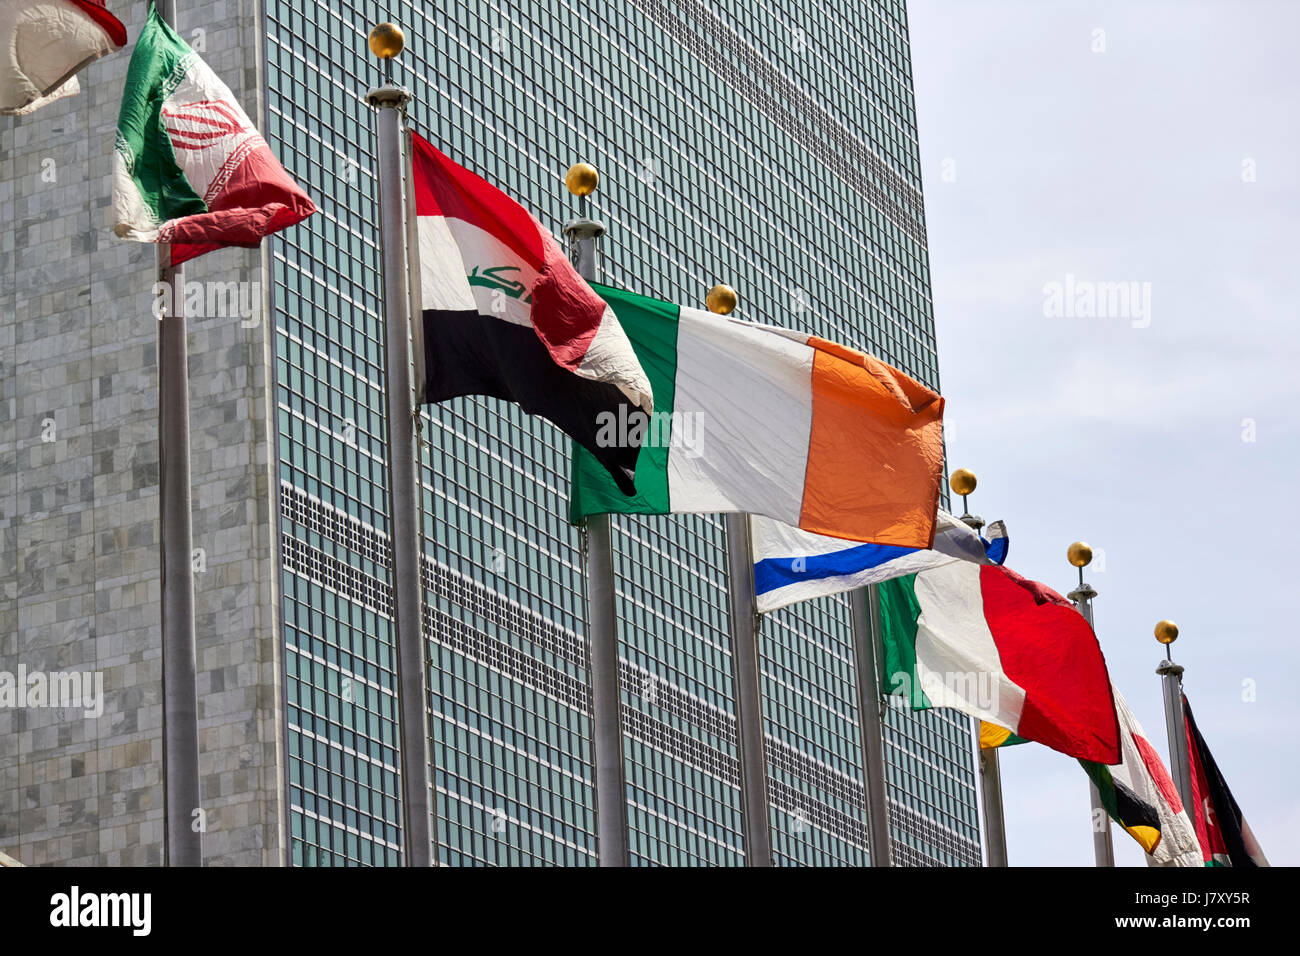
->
[[907, 0, 1299, 866]]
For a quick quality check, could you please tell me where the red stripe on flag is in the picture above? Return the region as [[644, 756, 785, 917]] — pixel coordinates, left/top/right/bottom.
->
[[164, 142, 315, 265], [1184, 707, 1227, 862], [978, 566, 1120, 763], [69, 0, 128, 47], [409, 133, 546, 269], [410, 132, 604, 371], [1134, 732, 1184, 814]]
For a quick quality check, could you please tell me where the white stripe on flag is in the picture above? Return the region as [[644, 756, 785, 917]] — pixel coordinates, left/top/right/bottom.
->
[[667, 307, 812, 523], [752, 510, 991, 612], [910, 562, 1026, 730]]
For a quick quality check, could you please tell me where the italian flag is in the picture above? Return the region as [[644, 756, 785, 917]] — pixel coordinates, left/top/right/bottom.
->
[[408, 132, 654, 494], [878, 561, 1120, 763], [112, 5, 315, 265], [569, 285, 945, 548], [0, 0, 125, 115], [1082, 685, 1201, 866]]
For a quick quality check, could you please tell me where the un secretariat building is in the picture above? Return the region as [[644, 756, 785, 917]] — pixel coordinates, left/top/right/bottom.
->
[[1, 0, 980, 866]]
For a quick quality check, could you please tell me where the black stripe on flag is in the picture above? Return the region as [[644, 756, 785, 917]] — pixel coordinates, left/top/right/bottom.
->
[[419, 308, 640, 495], [1112, 780, 1162, 837]]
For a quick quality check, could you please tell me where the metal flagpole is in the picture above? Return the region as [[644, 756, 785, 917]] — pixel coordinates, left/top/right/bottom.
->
[[366, 23, 433, 867], [849, 586, 892, 866], [154, 0, 202, 870], [1067, 541, 1114, 868], [1155, 620, 1195, 817], [723, 512, 773, 866], [951, 469, 1008, 867], [705, 281, 773, 865], [563, 163, 630, 867]]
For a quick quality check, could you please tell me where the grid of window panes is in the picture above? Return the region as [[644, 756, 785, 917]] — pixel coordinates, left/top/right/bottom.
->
[[266, 0, 402, 868], [265, 0, 978, 866]]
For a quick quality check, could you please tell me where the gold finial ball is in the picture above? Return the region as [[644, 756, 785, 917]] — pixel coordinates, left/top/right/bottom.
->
[[949, 468, 977, 497], [706, 284, 738, 315], [368, 23, 405, 60], [1155, 620, 1179, 645], [1067, 541, 1093, 568], [565, 163, 599, 197]]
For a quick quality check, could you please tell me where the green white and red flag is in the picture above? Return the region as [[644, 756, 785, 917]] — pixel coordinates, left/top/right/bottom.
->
[[878, 563, 1120, 763], [112, 5, 314, 265]]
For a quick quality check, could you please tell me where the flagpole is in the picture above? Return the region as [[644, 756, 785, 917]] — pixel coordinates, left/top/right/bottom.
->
[[703, 284, 773, 866], [849, 586, 892, 866], [1067, 541, 1114, 868], [153, 0, 203, 870], [1155, 621, 1196, 817], [365, 24, 433, 867], [563, 164, 630, 867], [949, 469, 1009, 867], [722, 511, 774, 866]]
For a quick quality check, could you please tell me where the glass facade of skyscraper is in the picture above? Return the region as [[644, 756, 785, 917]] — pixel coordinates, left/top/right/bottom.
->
[[265, 0, 981, 866]]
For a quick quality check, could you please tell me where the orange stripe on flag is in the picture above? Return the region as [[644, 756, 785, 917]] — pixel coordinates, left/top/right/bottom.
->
[[799, 341, 944, 548]]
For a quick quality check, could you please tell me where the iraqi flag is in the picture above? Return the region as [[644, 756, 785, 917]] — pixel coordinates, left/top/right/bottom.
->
[[408, 132, 653, 494], [878, 562, 1120, 763], [0, 0, 126, 115], [1081, 686, 1201, 866], [751, 509, 1006, 613], [1184, 694, 1269, 866], [112, 5, 315, 266]]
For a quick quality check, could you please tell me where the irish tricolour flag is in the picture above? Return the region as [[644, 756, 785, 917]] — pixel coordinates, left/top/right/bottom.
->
[[569, 285, 945, 548], [112, 5, 315, 265], [879, 562, 1120, 763]]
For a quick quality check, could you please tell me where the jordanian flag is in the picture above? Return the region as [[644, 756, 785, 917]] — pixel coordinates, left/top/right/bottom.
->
[[408, 132, 653, 494], [878, 563, 1120, 763], [1184, 694, 1269, 866], [0, 0, 125, 115], [569, 285, 945, 547], [1081, 686, 1201, 866], [112, 5, 315, 265]]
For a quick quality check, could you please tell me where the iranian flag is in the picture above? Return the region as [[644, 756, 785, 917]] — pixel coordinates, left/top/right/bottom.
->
[[408, 132, 654, 493], [1082, 686, 1201, 867], [0, 0, 126, 115], [878, 562, 1120, 763], [112, 5, 315, 265], [568, 284, 945, 547]]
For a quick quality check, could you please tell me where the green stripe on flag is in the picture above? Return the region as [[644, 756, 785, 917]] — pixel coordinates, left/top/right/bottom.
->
[[877, 575, 932, 709], [1081, 760, 1122, 821], [117, 6, 207, 223], [569, 284, 679, 520]]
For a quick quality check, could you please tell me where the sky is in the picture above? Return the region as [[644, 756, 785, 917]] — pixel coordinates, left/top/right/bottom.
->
[[907, 0, 1299, 866]]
